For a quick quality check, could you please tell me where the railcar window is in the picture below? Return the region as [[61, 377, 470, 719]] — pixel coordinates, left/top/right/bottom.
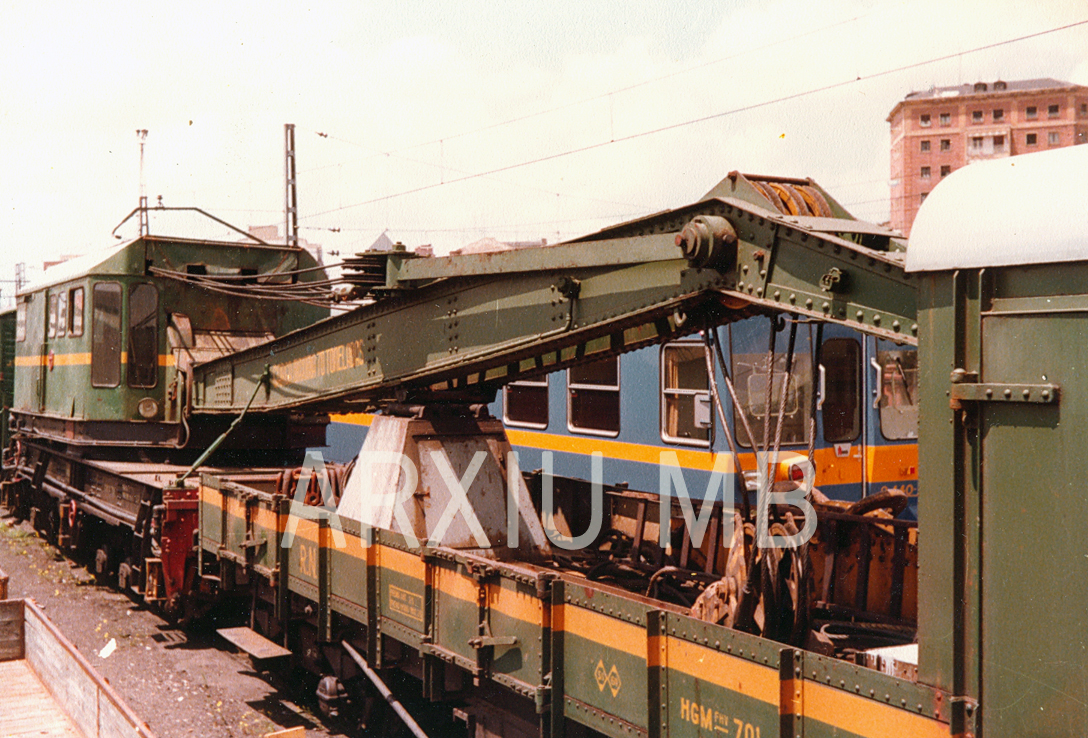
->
[[47, 294, 57, 339], [56, 292, 67, 338], [15, 302, 26, 343], [128, 284, 158, 388], [877, 348, 919, 440], [504, 377, 549, 429], [68, 287, 84, 337], [661, 342, 711, 446], [820, 338, 861, 443], [568, 357, 619, 436], [730, 325, 813, 447], [91, 283, 122, 388]]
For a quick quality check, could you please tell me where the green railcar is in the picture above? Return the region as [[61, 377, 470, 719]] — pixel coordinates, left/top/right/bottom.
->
[[0, 308, 15, 450], [10, 228, 327, 452]]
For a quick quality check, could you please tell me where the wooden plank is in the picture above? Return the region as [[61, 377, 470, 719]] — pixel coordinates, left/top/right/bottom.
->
[[20, 599, 158, 738], [0, 598, 25, 661], [0, 659, 83, 737], [218, 626, 292, 660], [264, 728, 306, 738]]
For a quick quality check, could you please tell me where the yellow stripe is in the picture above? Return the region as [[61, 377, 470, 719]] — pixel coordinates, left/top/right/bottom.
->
[[330, 412, 376, 426], [489, 581, 546, 625], [665, 638, 779, 704], [15, 353, 175, 368], [380, 545, 425, 580], [802, 682, 946, 737], [505, 428, 918, 485], [433, 565, 479, 604], [556, 604, 646, 659]]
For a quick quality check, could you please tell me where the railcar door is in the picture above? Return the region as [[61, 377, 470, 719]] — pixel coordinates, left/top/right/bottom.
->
[[866, 337, 919, 513], [811, 325, 866, 502]]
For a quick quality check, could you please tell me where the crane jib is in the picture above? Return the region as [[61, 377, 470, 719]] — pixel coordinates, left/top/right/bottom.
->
[[191, 197, 917, 415]]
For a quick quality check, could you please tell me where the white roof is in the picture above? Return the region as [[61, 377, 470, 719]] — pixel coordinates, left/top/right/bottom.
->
[[21, 238, 138, 294], [906, 145, 1088, 272]]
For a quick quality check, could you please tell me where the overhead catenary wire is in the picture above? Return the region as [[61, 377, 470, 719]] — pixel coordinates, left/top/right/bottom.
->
[[302, 18, 1088, 223]]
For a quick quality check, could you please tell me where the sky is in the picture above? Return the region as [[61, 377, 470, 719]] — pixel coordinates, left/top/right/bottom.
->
[[2, 0, 1087, 298]]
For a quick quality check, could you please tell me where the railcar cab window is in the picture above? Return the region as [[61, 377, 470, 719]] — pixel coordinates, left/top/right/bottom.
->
[[92, 282, 122, 387], [661, 342, 711, 446], [730, 323, 813, 446], [47, 293, 58, 339], [877, 347, 918, 440], [68, 287, 84, 337], [128, 283, 158, 388], [568, 357, 620, 436], [820, 338, 861, 443], [15, 300, 26, 343], [56, 291, 67, 339], [504, 377, 548, 429]]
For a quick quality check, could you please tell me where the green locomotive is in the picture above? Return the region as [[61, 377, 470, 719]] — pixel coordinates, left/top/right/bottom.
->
[[10, 221, 328, 453]]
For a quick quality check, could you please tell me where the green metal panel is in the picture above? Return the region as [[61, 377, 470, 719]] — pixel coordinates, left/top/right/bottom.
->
[[976, 266, 1088, 734], [916, 271, 957, 694], [0, 308, 15, 448]]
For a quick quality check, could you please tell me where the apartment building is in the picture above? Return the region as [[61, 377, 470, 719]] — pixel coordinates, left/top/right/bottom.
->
[[888, 78, 1088, 235]]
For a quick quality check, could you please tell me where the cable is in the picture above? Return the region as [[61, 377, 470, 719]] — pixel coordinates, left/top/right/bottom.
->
[[303, 19, 1088, 222], [309, 12, 873, 164]]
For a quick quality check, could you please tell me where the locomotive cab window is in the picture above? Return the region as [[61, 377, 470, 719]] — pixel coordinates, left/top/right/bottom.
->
[[56, 291, 67, 339], [730, 324, 813, 447], [661, 342, 711, 446], [568, 356, 620, 436], [68, 287, 84, 337], [877, 347, 919, 440], [128, 283, 159, 388], [47, 293, 57, 339], [15, 300, 26, 342], [504, 377, 549, 429], [91, 282, 122, 387], [820, 338, 861, 443]]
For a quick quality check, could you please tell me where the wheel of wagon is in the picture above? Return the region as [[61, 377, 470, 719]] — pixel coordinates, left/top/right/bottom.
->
[[690, 513, 753, 628]]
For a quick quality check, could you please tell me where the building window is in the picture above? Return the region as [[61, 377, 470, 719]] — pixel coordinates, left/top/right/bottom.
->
[[970, 136, 984, 151], [877, 347, 918, 440], [92, 282, 122, 388], [993, 109, 1004, 121], [972, 110, 983, 123], [920, 166, 931, 179], [504, 378, 549, 429], [568, 357, 620, 436], [1081, 103, 1087, 116], [821, 338, 861, 444], [939, 113, 951, 126], [1048, 104, 1060, 118], [920, 139, 931, 152], [1049, 131, 1061, 146], [940, 139, 951, 151], [128, 283, 159, 389], [993, 135, 1005, 151], [661, 342, 711, 446], [919, 114, 931, 128], [1027, 106, 1038, 119], [68, 287, 84, 337], [920, 192, 928, 204], [940, 165, 951, 177], [1027, 133, 1038, 146]]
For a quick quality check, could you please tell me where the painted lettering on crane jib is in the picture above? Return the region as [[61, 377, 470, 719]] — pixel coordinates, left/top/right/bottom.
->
[[274, 338, 368, 385]]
